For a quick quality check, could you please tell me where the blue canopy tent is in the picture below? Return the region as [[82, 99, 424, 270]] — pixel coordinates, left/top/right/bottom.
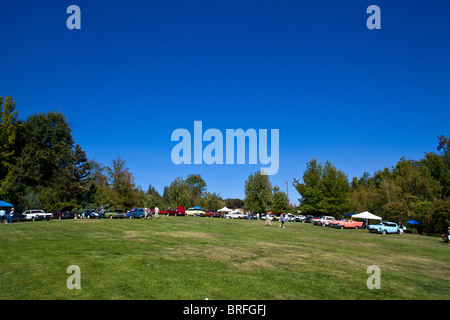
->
[[407, 220, 419, 235], [0, 201, 13, 207], [192, 206, 202, 210], [343, 213, 355, 217]]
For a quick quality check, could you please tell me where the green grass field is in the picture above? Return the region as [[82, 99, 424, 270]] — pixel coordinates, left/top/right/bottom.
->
[[0, 217, 448, 300]]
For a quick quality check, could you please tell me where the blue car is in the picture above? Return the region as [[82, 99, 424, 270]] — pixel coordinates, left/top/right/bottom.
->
[[369, 221, 405, 235], [126, 208, 145, 219]]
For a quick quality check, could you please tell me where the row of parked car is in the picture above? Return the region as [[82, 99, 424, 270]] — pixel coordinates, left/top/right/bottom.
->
[[2, 207, 408, 236], [309, 215, 408, 234]]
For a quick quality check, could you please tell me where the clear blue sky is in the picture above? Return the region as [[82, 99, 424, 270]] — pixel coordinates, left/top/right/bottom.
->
[[1, 0, 449, 204]]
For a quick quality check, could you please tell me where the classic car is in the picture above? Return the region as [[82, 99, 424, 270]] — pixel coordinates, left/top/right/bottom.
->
[[104, 209, 126, 219], [126, 208, 145, 219], [53, 209, 76, 220], [333, 220, 364, 229], [168, 206, 186, 216], [185, 207, 205, 217], [204, 210, 221, 218], [81, 210, 100, 219], [22, 209, 53, 221], [313, 216, 335, 226], [225, 211, 248, 219], [262, 213, 279, 221], [369, 221, 406, 235]]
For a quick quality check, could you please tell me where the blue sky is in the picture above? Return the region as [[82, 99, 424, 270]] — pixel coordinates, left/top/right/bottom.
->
[[1, 0, 449, 204]]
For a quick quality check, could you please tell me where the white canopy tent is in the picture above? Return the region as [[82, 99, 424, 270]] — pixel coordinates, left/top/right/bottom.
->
[[351, 211, 382, 229], [351, 211, 382, 220], [218, 207, 233, 213]]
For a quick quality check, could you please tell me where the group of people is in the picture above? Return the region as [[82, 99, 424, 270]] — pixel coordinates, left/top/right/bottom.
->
[[0, 207, 14, 224], [264, 212, 286, 229], [127, 207, 163, 219]]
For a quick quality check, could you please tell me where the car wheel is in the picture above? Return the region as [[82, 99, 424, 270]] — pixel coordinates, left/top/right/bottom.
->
[[354, 226, 359, 229], [340, 225, 344, 229], [109, 216, 113, 219], [381, 229, 387, 235]]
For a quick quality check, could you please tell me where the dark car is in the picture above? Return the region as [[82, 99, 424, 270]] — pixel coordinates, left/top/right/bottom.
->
[[53, 207, 76, 220], [53, 210, 76, 220], [81, 210, 100, 219]]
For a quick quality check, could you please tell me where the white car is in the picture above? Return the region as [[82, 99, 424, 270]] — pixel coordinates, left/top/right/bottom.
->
[[285, 213, 296, 222], [314, 216, 335, 226], [225, 212, 248, 219], [22, 209, 53, 221]]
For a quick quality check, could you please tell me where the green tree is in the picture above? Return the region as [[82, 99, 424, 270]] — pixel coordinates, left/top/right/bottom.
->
[[201, 191, 225, 211], [186, 174, 207, 205], [294, 159, 350, 217], [244, 171, 272, 213], [167, 177, 191, 208], [107, 157, 138, 209], [0, 96, 18, 182], [293, 159, 323, 215], [272, 186, 288, 214]]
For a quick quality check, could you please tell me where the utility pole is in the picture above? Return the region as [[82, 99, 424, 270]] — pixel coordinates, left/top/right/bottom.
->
[[286, 181, 290, 207]]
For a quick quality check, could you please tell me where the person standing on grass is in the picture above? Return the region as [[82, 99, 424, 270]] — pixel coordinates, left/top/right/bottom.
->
[[279, 213, 285, 229], [155, 206, 160, 219], [7, 208, 14, 224], [0, 209, 5, 224], [265, 213, 272, 226], [448, 227, 450, 246], [398, 221, 404, 235]]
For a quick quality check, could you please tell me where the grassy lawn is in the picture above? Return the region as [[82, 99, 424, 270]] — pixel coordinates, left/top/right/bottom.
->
[[0, 217, 448, 300]]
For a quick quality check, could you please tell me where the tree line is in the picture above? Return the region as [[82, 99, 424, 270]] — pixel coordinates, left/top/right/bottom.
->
[[0, 97, 241, 213], [1, 97, 448, 234], [243, 137, 449, 235]]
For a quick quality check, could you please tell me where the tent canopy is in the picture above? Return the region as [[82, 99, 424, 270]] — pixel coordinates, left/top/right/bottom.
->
[[343, 212, 356, 217], [218, 207, 232, 212], [0, 201, 13, 207], [407, 220, 419, 225], [352, 211, 382, 220], [191, 206, 202, 210]]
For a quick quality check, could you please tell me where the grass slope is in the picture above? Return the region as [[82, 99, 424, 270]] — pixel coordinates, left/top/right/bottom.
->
[[0, 217, 448, 300]]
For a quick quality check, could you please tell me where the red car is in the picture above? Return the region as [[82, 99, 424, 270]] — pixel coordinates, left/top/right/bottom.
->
[[167, 206, 186, 216], [204, 210, 221, 218]]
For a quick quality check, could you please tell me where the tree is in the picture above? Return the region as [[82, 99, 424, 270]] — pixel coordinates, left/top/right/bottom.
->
[[272, 186, 288, 214], [107, 157, 138, 209], [0, 96, 18, 182], [201, 191, 225, 211], [293, 159, 323, 215], [167, 177, 191, 208], [244, 170, 272, 213], [1, 111, 92, 209], [293, 159, 350, 217], [186, 174, 207, 204], [437, 135, 450, 170]]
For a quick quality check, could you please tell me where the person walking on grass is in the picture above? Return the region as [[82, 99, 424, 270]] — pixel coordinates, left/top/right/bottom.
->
[[154, 206, 160, 219], [279, 213, 285, 229], [265, 213, 272, 226]]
